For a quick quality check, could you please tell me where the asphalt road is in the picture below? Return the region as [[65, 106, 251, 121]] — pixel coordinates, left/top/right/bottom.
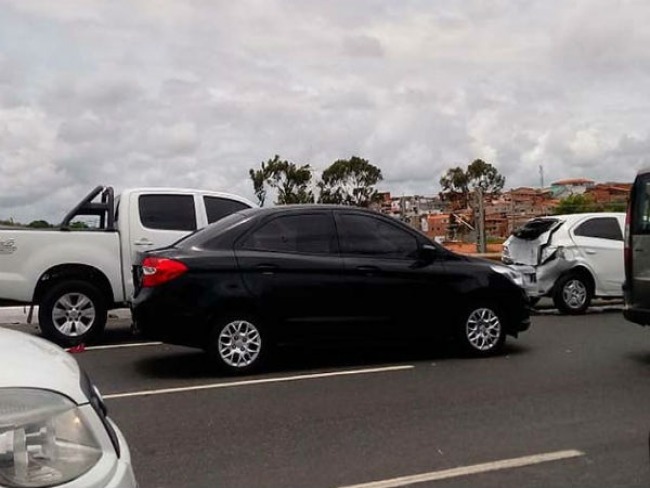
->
[[3, 308, 650, 488]]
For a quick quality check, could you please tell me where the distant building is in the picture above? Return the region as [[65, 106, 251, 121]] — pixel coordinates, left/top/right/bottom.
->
[[550, 178, 595, 199]]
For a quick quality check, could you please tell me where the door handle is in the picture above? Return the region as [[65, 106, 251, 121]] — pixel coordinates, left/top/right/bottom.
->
[[134, 239, 154, 247], [256, 264, 278, 275], [585, 249, 597, 255], [356, 265, 380, 274]]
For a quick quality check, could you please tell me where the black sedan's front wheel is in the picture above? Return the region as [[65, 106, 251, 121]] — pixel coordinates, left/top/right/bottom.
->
[[207, 316, 269, 374], [457, 303, 506, 356]]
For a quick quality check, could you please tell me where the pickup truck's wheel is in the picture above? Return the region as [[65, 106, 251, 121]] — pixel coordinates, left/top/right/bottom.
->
[[553, 273, 592, 315], [207, 316, 269, 375], [456, 302, 506, 357], [39, 280, 107, 347]]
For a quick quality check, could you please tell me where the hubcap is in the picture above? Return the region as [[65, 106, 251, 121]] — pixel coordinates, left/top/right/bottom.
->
[[562, 279, 587, 309], [466, 308, 502, 351], [218, 320, 262, 368], [52, 293, 96, 337]]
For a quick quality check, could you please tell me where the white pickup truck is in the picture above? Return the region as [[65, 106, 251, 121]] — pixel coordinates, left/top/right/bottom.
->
[[0, 186, 255, 345]]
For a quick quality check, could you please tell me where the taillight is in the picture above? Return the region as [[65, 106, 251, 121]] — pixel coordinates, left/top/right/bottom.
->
[[141, 257, 188, 287]]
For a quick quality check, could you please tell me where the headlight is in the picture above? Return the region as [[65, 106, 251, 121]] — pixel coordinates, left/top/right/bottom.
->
[[0, 389, 102, 487], [490, 265, 524, 287]]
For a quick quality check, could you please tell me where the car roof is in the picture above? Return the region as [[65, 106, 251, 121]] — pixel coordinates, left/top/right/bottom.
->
[[240, 205, 382, 216]]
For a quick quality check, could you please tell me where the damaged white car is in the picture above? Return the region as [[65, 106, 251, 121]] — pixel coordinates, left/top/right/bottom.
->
[[503, 213, 625, 314]]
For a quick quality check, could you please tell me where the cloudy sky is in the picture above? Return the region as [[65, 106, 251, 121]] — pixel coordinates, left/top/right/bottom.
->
[[1, 0, 649, 222]]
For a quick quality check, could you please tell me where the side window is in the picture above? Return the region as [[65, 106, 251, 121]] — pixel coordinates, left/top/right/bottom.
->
[[204, 196, 250, 224], [241, 214, 336, 254], [338, 214, 419, 258], [574, 217, 622, 241], [139, 195, 197, 231]]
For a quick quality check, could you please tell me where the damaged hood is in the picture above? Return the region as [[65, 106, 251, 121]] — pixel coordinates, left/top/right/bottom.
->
[[503, 217, 563, 266]]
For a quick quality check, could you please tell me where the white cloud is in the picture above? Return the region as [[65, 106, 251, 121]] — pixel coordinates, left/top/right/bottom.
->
[[0, 0, 648, 222]]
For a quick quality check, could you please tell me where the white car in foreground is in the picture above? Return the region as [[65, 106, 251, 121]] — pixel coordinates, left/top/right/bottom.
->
[[0, 328, 136, 487], [503, 213, 625, 314]]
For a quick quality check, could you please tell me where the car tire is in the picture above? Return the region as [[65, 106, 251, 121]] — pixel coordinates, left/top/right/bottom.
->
[[207, 315, 269, 374], [39, 280, 107, 347], [456, 302, 506, 357], [553, 273, 592, 315]]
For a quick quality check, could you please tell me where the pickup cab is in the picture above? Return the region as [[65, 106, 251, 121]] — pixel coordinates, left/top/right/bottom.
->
[[0, 186, 255, 345]]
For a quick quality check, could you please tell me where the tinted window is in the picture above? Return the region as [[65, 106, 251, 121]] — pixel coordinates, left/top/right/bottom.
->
[[241, 214, 336, 254], [139, 194, 197, 231], [204, 196, 250, 224], [338, 214, 419, 258], [574, 217, 622, 241]]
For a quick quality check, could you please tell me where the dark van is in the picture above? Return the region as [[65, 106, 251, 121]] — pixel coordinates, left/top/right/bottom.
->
[[624, 168, 650, 325]]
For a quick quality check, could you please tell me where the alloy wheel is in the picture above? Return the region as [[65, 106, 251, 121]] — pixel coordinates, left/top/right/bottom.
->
[[51, 293, 96, 337], [218, 320, 262, 368], [465, 307, 502, 351], [562, 279, 587, 309]]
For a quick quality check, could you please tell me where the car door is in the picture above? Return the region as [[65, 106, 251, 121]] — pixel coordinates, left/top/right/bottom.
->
[[571, 216, 624, 295], [335, 211, 448, 338], [235, 211, 346, 341], [628, 174, 650, 311], [128, 192, 200, 266]]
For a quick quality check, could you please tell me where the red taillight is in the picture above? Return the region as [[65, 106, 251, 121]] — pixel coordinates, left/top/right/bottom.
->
[[141, 257, 188, 287]]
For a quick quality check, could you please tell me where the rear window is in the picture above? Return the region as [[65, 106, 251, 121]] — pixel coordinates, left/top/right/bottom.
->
[[512, 218, 560, 240], [632, 175, 650, 234], [175, 212, 249, 249]]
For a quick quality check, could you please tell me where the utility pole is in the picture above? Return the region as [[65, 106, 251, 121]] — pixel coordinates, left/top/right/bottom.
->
[[476, 187, 486, 253], [539, 165, 545, 188]]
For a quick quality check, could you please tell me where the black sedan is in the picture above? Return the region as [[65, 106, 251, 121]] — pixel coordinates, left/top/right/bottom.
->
[[132, 206, 530, 373]]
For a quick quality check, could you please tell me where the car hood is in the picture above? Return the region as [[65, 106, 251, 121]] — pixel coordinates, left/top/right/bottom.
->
[[0, 328, 88, 404]]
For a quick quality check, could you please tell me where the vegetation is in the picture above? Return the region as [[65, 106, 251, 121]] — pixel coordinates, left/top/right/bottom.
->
[[554, 194, 627, 214], [317, 156, 383, 207], [249, 154, 382, 207], [439, 159, 505, 208], [249, 155, 315, 205]]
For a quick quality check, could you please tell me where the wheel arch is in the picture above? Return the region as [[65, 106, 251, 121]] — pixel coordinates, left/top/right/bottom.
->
[[33, 264, 115, 307]]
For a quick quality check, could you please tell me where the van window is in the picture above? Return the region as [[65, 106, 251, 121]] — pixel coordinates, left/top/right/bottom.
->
[[633, 176, 650, 234], [574, 217, 622, 241]]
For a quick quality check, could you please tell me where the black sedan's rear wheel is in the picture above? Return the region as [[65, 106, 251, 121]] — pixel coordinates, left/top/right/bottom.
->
[[457, 303, 506, 356], [207, 316, 269, 374]]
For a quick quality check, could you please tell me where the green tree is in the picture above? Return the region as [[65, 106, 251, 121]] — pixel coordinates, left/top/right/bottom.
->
[[554, 194, 627, 214], [27, 220, 52, 228], [439, 159, 505, 208], [249, 155, 314, 205], [318, 156, 383, 207]]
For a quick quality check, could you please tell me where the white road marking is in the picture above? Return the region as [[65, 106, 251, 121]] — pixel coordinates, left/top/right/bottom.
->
[[337, 449, 585, 488], [104, 364, 414, 399], [84, 342, 163, 351]]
